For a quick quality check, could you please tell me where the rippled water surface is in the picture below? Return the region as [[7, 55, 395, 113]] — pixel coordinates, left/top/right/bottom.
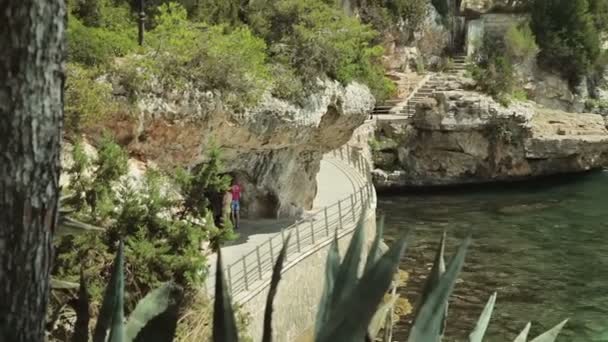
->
[[378, 171, 608, 341]]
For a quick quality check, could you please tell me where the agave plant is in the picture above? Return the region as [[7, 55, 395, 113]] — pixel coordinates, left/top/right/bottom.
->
[[407, 233, 568, 342], [72, 241, 181, 342], [212, 213, 408, 342], [78, 213, 568, 342]]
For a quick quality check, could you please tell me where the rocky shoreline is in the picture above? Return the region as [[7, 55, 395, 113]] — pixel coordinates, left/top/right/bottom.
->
[[371, 78, 608, 190]]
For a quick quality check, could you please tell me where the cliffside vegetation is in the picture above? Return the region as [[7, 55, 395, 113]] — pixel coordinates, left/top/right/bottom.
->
[[65, 0, 449, 136], [49, 138, 237, 340], [468, 0, 608, 104], [531, 0, 608, 86]]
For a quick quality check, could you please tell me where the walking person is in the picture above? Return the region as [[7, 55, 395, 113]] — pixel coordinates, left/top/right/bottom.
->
[[221, 189, 232, 229], [230, 180, 242, 230]]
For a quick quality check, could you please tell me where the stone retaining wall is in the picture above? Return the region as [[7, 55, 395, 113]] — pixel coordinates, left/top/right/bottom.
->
[[241, 209, 377, 342]]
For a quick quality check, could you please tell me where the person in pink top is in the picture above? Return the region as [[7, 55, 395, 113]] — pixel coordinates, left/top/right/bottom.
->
[[230, 180, 242, 229]]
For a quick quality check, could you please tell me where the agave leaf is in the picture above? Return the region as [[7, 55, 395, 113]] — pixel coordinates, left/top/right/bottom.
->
[[262, 235, 290, 342], [513, 322, 531, 342], [407, 237, 470, 342], [51, 277, 80, 290], [125, 282, 176, 341], [529, 319, 568, 342], [316, 236, 407, 342], [330, 217, 366, 307], [212, 250, 238, 342], [368, 294, 399, 339], [57, 216, 104, 237], [93, 241, 125, 342], [315, 235, 341, 337], [108, 242, 125, 342], [468, 292, 497, 342], [364, 215, 385, 273], [412, 231, 448, 335], [71, 269, 91, 342]]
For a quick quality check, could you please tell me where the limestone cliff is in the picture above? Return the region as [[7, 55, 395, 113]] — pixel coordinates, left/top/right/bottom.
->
[[372, 89, 608, 189], [80, 80, 374, 218]]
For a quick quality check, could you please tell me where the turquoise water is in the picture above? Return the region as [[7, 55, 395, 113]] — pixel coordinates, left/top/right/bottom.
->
[[379, 171, 608, 341]]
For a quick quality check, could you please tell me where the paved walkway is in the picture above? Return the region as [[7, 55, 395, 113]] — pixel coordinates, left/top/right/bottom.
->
[[205, 153, 363, 292]]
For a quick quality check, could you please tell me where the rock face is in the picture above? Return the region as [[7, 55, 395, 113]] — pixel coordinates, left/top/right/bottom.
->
[[372, 90, 608, 189], [85, 79, 374, 218]]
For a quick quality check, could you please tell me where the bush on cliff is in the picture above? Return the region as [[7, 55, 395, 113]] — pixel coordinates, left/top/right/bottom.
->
[[65, 63, 119, 134], [247, 0, 394, 100], [54, 137, 232, 316], [504, 22, 539, 63], [67, 0, 395, 105], [531, 0, 603, 86]]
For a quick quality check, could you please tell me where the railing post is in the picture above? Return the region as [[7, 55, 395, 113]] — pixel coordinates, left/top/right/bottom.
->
[[227, 265, 233, 293], [324, 207, 330, 236], [350, 194, 356, 222], [256, 246, 263, 280], [242, 258, 249, 290], [310, 220, 316, 244], [280, 228, 288, 260], [347, 145, 351, 164], [338, 200, 343, 229], [295, 223, 301, 252], [269, 238, 274, 264], [360, 188, 364, 206]]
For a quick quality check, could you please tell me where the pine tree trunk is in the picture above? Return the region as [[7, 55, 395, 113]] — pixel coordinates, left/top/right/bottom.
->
[[0, 0, 65, 341]]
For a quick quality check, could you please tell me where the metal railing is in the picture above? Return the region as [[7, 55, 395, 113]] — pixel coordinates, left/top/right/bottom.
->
[[207, 144, 375, 300]]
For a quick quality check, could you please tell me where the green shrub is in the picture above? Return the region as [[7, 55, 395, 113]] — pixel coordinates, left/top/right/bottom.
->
[[398, 0, 429, 37], [470, 55, 516, 106], [65, 63, 117, 134], [68, 16, 137, 66], [504, 22, 539, 62], [190, 0, 241, 25], [531, 0, 602, 86], [145, 3, 271, 107], [269, 63, 305, 102], [589, 0, 608, 31], [511, 88, 528, 102], [248, 0, 394, 100], [358, 2, 394, 34], [55, 138, 234, 312]]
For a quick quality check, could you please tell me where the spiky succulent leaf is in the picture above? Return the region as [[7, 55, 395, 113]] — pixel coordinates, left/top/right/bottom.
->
[[315, 236, 407, 342], [108, 242, 125, 342], [93, 241, 125, 342], [407, 237, 470, 342], [72, 270, 91, 342], [330, 218, 365, 307], [315, 235, 340, 337], [212, 250, 238, 342], [125, 282, 177, 341], [513, 322, 531, 342], [412, 231, 448, 335], [57, 216, 104, 237], [262, 235, 291, 342], [468, 292, 497, 342], [364, 215, 385, 273], [368, 294, 398, 339], [51, 277, 80, 290], [529, 319, 568, 342]]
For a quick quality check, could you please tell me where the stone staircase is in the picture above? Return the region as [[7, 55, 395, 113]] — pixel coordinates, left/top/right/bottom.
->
[[373, 55, 470, 119], [446, 55, 468, 74]]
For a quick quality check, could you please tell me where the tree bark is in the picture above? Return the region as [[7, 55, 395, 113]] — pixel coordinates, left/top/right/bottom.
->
[[0, 0, 65, 341]]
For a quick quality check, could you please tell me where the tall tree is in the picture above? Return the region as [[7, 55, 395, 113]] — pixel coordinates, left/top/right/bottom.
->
[[0, 0, 65, 341]]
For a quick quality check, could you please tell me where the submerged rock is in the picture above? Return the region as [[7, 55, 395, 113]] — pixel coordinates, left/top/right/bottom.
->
[[372, 88, 608, 190]]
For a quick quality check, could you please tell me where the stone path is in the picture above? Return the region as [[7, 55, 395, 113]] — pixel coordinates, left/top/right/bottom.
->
[[205, 153, 363, 292], [374, 54, 469, 121]]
